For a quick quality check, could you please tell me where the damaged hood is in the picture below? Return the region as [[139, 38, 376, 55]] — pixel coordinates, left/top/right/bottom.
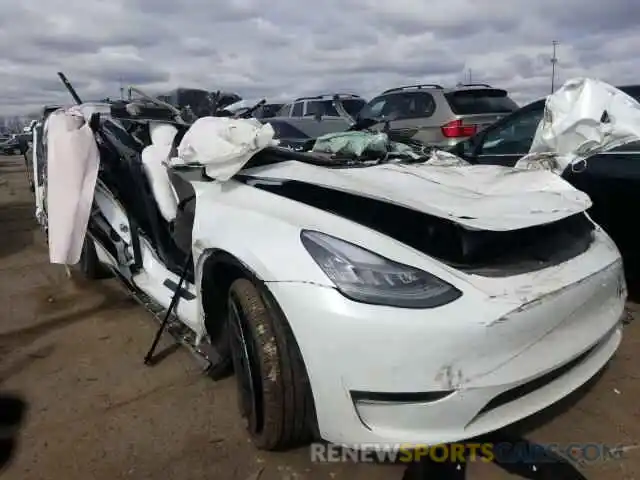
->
[[172, 115, 592, 232], [242, 161, 591, 231], [517, 78, 640, 172]]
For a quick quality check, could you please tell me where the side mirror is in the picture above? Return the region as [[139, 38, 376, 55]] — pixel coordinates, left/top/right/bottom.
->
[[452, 138, 476, 158], [313, 110, 322, 122]]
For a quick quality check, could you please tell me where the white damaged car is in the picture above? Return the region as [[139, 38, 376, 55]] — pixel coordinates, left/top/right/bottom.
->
[[31, 75, 629, 450]]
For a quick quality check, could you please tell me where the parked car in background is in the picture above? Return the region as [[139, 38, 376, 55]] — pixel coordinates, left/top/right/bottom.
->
[[356, 83, 519, 148], [254, 102, 284, 119], [221, 99, 285, 120], [262, 118, 313, 150], [271, 93, 367, 138], [0, 135, 27, 155], [277, 93, 366, 119], [449, 84, 640, 277]]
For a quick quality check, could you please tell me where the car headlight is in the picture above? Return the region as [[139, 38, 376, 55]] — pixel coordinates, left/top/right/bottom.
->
[[300, 230, 462, 308]]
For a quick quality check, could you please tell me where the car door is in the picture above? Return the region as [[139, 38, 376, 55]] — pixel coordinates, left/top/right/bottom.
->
[[472, 104, 545, 166]]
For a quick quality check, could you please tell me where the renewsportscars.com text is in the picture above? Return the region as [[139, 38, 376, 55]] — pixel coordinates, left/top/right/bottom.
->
[[310, 442, 632, 465]]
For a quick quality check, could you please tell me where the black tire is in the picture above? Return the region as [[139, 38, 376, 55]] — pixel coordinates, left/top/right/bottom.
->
[[227, 278, 317, 450], [204, 317, 234, 381], [78, 235, 112, 280]]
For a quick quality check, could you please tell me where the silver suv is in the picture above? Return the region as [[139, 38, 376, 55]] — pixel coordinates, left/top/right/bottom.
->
[[272, 93, 366, 138], [356, 83, 519, 148]]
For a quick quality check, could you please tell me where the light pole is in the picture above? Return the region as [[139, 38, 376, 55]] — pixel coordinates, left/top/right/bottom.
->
[[551, 40, 558, 93]]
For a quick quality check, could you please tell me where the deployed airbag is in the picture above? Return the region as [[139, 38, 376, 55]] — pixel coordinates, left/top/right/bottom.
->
[[46, 108, 100, 264], [174, 116, 277, 180]]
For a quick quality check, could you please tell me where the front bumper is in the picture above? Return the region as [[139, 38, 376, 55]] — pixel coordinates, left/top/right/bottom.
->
[[268, 251, 625, 447]]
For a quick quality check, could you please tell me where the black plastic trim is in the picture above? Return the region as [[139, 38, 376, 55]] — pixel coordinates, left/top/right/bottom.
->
[[351, 390, 454, 404], [163, 278, 196, 300]]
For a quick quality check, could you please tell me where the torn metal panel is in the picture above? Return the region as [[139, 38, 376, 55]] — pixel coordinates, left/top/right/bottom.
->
[[424, 149, 470, 167], [516, 77, 640, 173]]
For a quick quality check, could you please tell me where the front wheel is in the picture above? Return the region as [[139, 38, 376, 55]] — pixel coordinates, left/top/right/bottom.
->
[[227, 278, 317, 450]]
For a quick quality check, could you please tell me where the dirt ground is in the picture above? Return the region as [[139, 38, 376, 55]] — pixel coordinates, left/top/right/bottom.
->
[[1, 154, 639, 480]]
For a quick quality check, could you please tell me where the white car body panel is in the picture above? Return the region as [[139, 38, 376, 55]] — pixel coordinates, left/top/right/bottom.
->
[[94, 182, 133, 245], [268, 262, 622, 446], [186, 170, 625, 445], [180, 161, 626, 447]]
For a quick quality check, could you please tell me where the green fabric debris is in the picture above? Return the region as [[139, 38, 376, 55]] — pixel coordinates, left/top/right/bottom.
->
[[311, 131, 389, 157]]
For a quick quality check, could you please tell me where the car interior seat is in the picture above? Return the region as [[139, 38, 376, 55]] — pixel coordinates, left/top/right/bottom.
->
[[140, 123, 180, 223]]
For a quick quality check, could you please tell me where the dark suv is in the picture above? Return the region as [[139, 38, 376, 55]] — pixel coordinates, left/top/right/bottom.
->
[[450, 85, 640, 275], [357, 83, 519, 148]]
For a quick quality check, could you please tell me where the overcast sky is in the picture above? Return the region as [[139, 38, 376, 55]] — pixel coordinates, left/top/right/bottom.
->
[[1, 0, 639, 115]]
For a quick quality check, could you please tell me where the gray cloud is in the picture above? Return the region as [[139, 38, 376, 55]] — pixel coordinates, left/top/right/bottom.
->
[[1, 0, 638, 115]]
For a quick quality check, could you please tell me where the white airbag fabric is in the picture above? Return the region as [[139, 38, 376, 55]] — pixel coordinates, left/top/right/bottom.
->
[[175, 116, 277, 180], [518, 77, 640, 172], [46, 108, 100, 264]]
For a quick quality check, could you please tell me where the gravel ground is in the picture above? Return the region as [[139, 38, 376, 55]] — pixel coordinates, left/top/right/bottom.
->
[[1, 154, 639, 480]]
